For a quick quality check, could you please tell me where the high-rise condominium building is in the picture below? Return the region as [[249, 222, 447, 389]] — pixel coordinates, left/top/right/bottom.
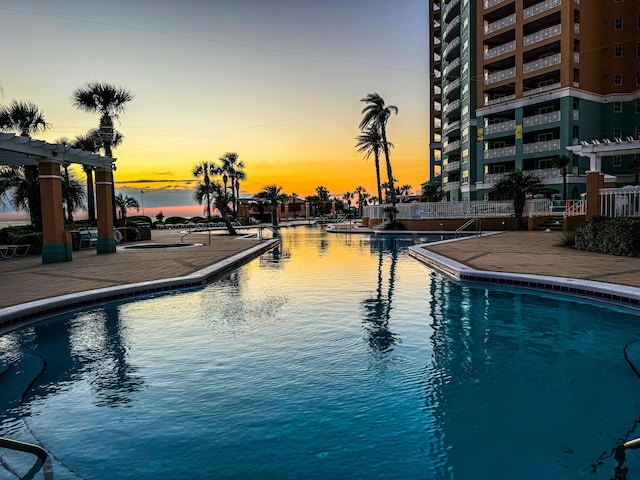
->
[[428, 0, 640, 201]]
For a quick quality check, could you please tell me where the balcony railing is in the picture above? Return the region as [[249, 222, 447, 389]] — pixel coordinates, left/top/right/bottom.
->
[[484, 0, 507, 8], [484, 14, 516, 34], [443, 99, 460, 116], [443, 57, 460, 78], [525, 82, 560, 96], [443, 78, 461, 98], [443, 140, 461, 153], [443, 120, 461, 135], [484, 40, 516, 60], [484, 145, 516, 159], [484, 119, 516, 135], [522, 138, 560, 154], [443, 0, 460, 19], [528, 167, 563, 179], [442, 37, 461, 59], [522, 110, 561, 127], [484, 67, 516, 85], [523, 53, 561, 74], [443, 181, 460, 192], [444, 160, 461, 172], [443, 15, 461, 39], [523, 0, 561, 19], [485, 94, 516, 106], [523, 24, 561, 47], [573, 51, 579, 63]]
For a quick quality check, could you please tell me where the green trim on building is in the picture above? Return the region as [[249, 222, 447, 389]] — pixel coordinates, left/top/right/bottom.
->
[[96, 237, 117, 254]]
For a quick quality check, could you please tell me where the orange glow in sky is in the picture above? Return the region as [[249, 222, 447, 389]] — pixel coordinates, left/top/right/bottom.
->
[[1, 1, 430, 216]]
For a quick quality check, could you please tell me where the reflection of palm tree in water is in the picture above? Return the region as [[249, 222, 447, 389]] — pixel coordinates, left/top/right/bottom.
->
[[361, 237, 399, 354]]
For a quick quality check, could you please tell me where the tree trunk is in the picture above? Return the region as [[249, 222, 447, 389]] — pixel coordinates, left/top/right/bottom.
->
[[85, 167, 96, 223], [380, 126, 396, 206]]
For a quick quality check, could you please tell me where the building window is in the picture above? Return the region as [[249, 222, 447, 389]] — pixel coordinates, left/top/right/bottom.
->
[[613, 155, 622, 167], [615, 46, 623, 57], [573, 126, 580, 139], [539, 159, 553, 169], [614, 74, 623, 85], [615, 18, 623, 30], [538, 132, 553, 142], [614, 128, 622, 138], [636, 98, 640, 114], [573, 69, 580, 84], [614, 102, 622, 113]]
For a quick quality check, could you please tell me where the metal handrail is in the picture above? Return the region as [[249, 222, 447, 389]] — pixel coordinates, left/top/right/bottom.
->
[[0, 436, 49, 479], [455, 218, 482, 237]]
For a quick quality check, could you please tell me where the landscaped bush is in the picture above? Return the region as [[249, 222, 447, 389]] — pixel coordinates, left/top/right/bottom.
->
[[0, 226, 42, 254], [164, 216, 188, 225], [575, 216, 640, 256], [127, 215, 152, 226], [124, 226, 141, 242]]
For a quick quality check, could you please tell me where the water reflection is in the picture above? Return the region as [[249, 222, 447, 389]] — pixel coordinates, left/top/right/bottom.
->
[[361, 236, 401, 355]]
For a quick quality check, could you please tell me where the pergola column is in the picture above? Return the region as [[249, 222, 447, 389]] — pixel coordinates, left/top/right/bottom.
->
[[95, 167, 116, 254], [585, 171, 604, 219], [284, 203, 289, 219], [305, 202, 310, 218], [39, 161, 72, 263]]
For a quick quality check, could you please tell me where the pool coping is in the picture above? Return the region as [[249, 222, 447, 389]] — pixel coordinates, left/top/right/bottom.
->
[[408, 238, 640, 312], [0, 239, 279, 335]]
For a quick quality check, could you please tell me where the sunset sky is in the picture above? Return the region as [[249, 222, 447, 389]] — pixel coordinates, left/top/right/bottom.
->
[[1, 0, 429, 217]]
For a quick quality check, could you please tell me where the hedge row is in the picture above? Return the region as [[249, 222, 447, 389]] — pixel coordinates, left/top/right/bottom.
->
[[575, 216, 640, 257]]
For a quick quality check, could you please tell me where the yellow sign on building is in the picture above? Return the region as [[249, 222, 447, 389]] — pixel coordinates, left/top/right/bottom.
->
[[477, 127, 483, 141], [515, 124, 522, 139]]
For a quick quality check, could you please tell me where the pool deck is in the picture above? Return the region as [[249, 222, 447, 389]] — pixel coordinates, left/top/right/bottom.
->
[[2, 227, 640, 331]]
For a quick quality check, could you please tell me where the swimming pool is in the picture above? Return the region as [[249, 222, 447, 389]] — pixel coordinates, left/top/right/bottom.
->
[[2, 226, 640, 479]]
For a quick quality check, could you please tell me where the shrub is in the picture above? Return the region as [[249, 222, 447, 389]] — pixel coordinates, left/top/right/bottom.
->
[[165, 216, 188, 225], [0, 226, 42, 254], [575, 216, 640, 256]]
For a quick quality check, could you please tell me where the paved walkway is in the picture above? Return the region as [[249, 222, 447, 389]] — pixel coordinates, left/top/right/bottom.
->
[[418, 230, 640, 288], [0, 230, 268, 310]]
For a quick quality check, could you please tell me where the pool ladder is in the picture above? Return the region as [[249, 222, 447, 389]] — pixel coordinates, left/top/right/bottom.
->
[[455, 218, 482, 238], [0, 436, 51, 480]]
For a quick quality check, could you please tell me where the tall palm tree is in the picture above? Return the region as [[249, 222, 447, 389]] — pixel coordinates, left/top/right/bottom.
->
[[192, 161, 217, 219], [114, 193, 139, 226], [316, 185, 330, 216], [61, 167, 87, 224], [72, 82, 133, 157], [355, 125, 392, 204], [359, 93, 398, 207], [489, 169, 544, 229], [0, 100, 50, 229], [353, 185, 369, 216], [290, 192, 298, 218], [342, 191, 353, 215], [420, 183, 445, 203], [219, 152, 245, 217], [255, 184, 287, 226], [71, 130, 103, 223]]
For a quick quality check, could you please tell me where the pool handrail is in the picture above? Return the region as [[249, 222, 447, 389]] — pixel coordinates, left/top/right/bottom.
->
[[0, 436, 49, 478]]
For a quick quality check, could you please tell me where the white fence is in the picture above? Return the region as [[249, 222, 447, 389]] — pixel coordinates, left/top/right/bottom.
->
[[599, 186, 640, 218]]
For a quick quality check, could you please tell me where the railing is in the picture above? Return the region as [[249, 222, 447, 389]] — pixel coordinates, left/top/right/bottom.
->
[[523, 0, 561, 19], [484, 145, 516, 159], [484, 119, 516, 135], [456, 218, 482, 237], [525, 82, 561, 96], [485, 67, 516, 85], [484, 40, 515, 60], [523, 110, 561, 127], [443, 99, 461, 116], [599, 186, 640, 218], [444, 160, 461, 172], [442, 37, 461, 59], [522, 138, 560, 154], [365, 201, 514, 220], [524, 199, 553, 216], [443, 181, 460, 192], [443, 120, 461, 135], [444, 140, 461, 154], [485, 94, 516, 106], [443, 57, 460, 77], [484, 0, 506, 8], [443, 78, 461, 97], [523, 53, 561, 74], [484, 13, 516, 34], [563, 200, 586, 217], [443, 15, 461, 39], [523, 24, 561, 46], [0, 436, 50, 480]]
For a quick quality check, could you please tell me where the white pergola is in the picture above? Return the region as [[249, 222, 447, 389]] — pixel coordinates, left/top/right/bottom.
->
[[566, 137, 640, 171], [0, 132, 113, 169]]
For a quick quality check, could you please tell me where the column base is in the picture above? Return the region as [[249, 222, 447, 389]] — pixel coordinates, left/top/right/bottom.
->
[[97, 237, 117, 254], [42, 242, 73, 263]]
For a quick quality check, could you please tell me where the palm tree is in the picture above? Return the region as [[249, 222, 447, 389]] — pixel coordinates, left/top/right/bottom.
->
[[489, 169, 544, 229], [316, 185, 330, 216], [359, 93, 398, 207], [220, 153, 246, 217], [552, 155, 571, 200], [255, 184, 287, 226], [355, 126, 390, 204], [61, 167, 87, 224], [72, 82, 133, 157], [342, 191, 353, 215], [0, 100, 50, 229], [114, 193, 140, 226], [71, 130, 103, 223], [353, 186, 369, 217], [192, 161, 217, 219], [290, 192, 298, 218], [420, 183, 445, 203]]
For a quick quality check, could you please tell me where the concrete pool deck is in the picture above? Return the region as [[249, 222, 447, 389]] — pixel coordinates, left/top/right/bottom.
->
[[2, 227, 640, 331]]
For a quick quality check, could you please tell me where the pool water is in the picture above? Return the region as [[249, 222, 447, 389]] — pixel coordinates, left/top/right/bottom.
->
[[2, 226, 640, 479]]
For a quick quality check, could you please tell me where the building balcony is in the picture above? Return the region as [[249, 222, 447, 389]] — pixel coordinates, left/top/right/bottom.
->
[[443, 78, 461, 98], [443, 140, 461, 154], [443, 99, 460, 116], [484, 145, 516, 159], [522, 138, 560, 154], [522, 110, 561, 127], [523, 0, 561, 19], [523, 24, 561, 47], [443, 181, 460, 192], [528, 167, 563, 179], [522, 53, 561, 74], [443, 15, 461, 40], [444, 160, 461, 172], [484, 94, 516, 106], [484, 67, 516, 85], [484, 0, 507, 8], [442, 37, 461, 60], [443, 120, 461, 135], [442, 57, 460, 78], [484, 119, 516, 135], [524, 82, 560, 96], [484, 40, 516, 60], [443, 0, 460, 21], [484, 14, 516, 35]]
